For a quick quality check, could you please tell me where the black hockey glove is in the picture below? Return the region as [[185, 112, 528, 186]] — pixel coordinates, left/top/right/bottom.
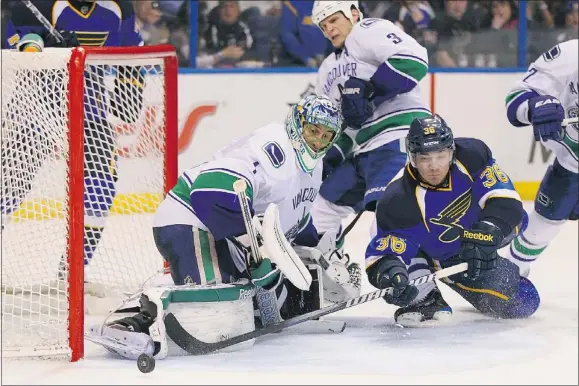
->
[[460, 221, 504, 280], [43, 30, 79, 48], [367, 255, 418, 307], [338, 77, 376, 130]]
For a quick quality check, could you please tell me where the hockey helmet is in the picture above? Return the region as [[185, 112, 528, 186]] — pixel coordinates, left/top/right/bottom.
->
[[406, 114, 455, 167], [312, 1, 363, 30]]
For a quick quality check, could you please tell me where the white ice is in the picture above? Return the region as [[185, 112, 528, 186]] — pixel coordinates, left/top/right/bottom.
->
[[2, 204, 578, 385]]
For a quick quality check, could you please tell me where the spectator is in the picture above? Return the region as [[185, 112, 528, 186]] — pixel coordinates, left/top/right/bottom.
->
[[384, 1, 436, 31], [565, 0, 579, 30], [133, 0, 190, 67], [160, 1, 190, 67], [431, 0, 484, 67], [554, 0, 579, 42], [134, 0, 166, 45], [527, 1, 555, 29], [278, 0, 331, 67], [199, 0, 258, 68], [483, 0, 518, 30], [383, 1, 437, 52], [362, 1, 393, 19]]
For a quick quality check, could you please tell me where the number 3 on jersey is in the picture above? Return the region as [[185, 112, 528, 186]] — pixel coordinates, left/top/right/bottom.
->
[[387, 32, 402, 44]]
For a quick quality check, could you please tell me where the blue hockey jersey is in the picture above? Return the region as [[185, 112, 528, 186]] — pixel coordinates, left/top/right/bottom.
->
[[4, 0, 142, 48], [365, 138, 524, 267]]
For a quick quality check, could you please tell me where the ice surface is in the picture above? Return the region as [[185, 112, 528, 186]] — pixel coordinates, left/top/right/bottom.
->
[[2, 205, 578, 385]]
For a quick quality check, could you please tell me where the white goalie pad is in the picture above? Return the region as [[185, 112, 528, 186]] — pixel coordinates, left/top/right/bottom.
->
[[260, 203, 312, 291], [88, 281, 257, 360]]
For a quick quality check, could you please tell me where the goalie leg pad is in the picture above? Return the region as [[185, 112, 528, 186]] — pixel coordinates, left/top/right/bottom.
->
[[91, 281, 258, 359], [153, 225, 238, 285], [254, 273, 285, 327]]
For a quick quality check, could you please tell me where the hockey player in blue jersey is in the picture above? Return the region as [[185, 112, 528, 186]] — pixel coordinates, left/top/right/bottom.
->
[[2, 0, 143, 281], [365, 115, 540, 327]]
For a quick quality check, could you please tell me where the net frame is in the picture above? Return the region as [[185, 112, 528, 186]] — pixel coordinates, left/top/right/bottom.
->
[[1, 44, 178, 361]]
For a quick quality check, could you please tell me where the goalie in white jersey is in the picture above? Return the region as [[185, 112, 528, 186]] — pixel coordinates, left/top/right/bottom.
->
[[503, 39, 578, 277], [309, 1, 431, 250], [86, 95, 361, 361]]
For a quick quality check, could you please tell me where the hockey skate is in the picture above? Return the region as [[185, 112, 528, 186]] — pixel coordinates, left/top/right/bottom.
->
[[394, 287, 452, 327]]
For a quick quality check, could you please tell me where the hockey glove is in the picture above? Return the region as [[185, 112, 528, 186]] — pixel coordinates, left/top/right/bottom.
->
[[322, 144, 345, 179], [460, 221, 504, 280], [528, 95, 565, 142], [43, 30, 79, 48], [367, 255, 418, 307], [338, 77, 376, 130]]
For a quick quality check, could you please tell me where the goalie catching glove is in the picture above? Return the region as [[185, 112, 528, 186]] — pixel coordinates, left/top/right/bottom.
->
[[293, 228, 362, 303]]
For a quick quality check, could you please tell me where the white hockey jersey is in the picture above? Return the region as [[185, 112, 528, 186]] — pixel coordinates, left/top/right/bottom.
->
[[506, 39, 578, 172], [316, 18, 431, 156], [154, 122, 322, 242]]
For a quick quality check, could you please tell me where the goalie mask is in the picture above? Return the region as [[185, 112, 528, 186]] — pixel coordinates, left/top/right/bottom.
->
[[286, 95, 343, 173]]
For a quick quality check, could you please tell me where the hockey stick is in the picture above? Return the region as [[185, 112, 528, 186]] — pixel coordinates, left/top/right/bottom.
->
[[336, 211, 364, 246], [21, 0, 64, 43], [232, 179, 261, 265], [164, 262, 468, 355], [563, 117, 578, 126]]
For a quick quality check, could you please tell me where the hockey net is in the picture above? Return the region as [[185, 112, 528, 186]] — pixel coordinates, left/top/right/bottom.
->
[[1, 45, 178, 360]]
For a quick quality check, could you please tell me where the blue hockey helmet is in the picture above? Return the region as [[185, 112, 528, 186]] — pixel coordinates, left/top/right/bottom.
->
[[406, 114, 455, 166], [286, 95, 343, 173]]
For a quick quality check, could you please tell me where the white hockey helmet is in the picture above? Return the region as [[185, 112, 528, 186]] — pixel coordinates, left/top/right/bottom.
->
[[286, 95, 343, 173], [311, 1, 363, 30]]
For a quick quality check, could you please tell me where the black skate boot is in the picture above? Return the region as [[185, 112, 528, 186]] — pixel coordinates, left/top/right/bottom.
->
[[394, 288, 452, 327]]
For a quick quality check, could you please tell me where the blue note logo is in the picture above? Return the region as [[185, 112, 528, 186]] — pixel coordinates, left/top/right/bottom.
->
[[429, 188, 472, 243]]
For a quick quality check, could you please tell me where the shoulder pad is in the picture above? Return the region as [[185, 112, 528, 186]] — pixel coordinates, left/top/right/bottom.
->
[[454, 137, 492, 175], [375, 175, 421, 232]]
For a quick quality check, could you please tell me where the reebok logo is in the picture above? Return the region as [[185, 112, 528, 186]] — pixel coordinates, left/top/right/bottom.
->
[[535, 99, 560, 108], [341, 87, 360, 95], [239, 287, 256, 300], [463, 230, 493, 242]]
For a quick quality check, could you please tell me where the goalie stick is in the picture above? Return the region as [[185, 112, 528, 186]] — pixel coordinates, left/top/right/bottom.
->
[[164, 262, 468, 355]]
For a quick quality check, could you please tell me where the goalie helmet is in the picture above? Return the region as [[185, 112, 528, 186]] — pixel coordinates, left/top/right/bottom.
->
[[286, 95, 343, 173], [312, 1, 363, 29], [406, 114, 455, 168]]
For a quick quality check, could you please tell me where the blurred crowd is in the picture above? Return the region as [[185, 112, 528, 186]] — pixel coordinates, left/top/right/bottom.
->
[[1, 0, 577, 68], [194, 0, 578, 69]]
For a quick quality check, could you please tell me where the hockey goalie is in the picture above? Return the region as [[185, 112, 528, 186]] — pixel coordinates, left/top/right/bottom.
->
[[86, 95, 362, 361]]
